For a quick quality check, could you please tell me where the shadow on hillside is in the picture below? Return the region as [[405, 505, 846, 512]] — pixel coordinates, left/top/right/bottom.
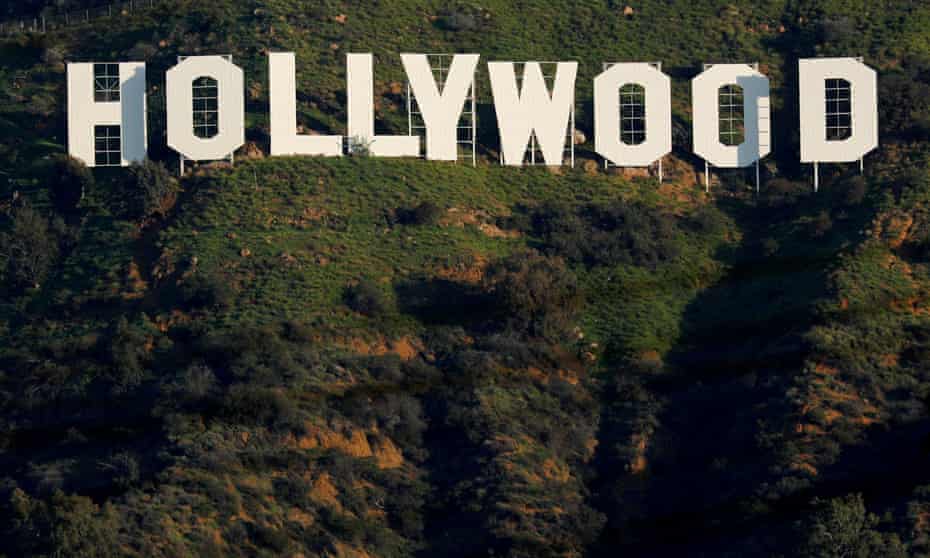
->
[[590, 188, 873, 556], [394, 276, 493, 329]]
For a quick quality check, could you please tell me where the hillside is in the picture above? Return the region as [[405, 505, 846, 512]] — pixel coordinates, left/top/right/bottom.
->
[[2, 1, 930, 557]]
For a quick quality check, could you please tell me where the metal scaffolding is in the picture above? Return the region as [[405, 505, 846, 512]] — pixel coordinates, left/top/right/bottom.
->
[[700, 62, 763, 193], [177, 54, 235, 176], [494, 61, 575, 167], [602, 61, 664, 181], [405, 54, 477, 166]]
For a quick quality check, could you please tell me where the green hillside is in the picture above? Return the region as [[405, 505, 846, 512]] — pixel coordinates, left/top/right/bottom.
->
[[2, 1, 930, 557]]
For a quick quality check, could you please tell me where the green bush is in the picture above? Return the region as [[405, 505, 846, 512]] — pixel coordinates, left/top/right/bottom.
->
[[436, 7, 480, 31], [799, 494, 906, 558], [179, 271, 235, 310], [396, 201, 444, 226], [163, 363, 218, 405], [344, 279, 389, 317], [105, 317, 152, 393], [879, 56, 930, 142], [222, 384, 299, 430], [122, 159, 178, 219], [512, 200, 680, 269], [0, 204, 59, 289], [98, 452, 140, 491], [483, 251, 581, 340]]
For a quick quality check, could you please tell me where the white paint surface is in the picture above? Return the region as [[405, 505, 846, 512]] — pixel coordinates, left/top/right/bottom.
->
[[268, 52, 343, 157], [67, 62, 147, 167], [346, 53, 419, 157], [594, 62, 671, 167], [166, 55, 245, 161], [692, 63, 771, 168], [401, 53, 479, 161], [488, 62, 577, 166], [799, 57, 878, 163]]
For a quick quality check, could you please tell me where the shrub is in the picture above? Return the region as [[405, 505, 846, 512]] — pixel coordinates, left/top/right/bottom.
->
[[689, 205, 727, 235], [879, 56, 930, 142], [844, 176, 867, 205], [347, 135, 373, 157], [396, 201, 443, 226], [344, 279, 388, 317], [49, 492, 120, 558], [123, 159, 178, 219], [105, 316, 154, 393], [515, 200, 680, 269], [0, 204, 59, 289], [436, 7, 479, 31], [799, 494, 906, 558], [764, 178, 810, 207], [7, 490, 120, 558], [810, 210, 833, 238], [167, 363, 217, 404], [484, 251, 581, 340], [98, 452, 140, 490], [817, 17, 856, 45], [47, 155, 93, 213], [222, 384, 299, 430], [179, 271, 234, 310]]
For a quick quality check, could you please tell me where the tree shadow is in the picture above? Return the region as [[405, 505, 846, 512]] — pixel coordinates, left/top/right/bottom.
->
[[394, 276, 494, 329], [591, 188, 883, 555]]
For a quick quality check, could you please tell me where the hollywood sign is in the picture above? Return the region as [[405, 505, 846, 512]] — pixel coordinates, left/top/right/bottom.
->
[[66, 54, 878, 188]]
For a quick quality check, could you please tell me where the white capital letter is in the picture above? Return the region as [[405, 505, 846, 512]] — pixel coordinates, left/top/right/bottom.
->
[[799, 57, 878, 163], [594, 62, 671, 167], [347, 54, 418, 157], [67, 62, 147, 167], [166, 55, 245, 161], [692, 64, 770, 168], [269, 52, 342, 157], [401, 54, 479, 161], [488, 62, 577, 166]]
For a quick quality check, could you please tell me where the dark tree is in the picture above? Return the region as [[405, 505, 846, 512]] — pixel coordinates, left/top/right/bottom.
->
[[799, 494, 906, 558], [48, 155, 93, 213], [344, 279, 389, 317], [123, 159, 178, 219], [484, 250, 581, 340], [0, 204, 59, 289]]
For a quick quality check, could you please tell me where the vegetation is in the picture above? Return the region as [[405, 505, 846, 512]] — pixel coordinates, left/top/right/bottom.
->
[[0, 1, 930, 557]]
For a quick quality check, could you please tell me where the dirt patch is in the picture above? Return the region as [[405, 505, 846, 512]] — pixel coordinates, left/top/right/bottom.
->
[[878, 211, 915, 249], [327, 541, 373, 558], [628, 434, 649, 474], [298, 424, 373, 458], [371, 437, 404, 469], [122, 262, 149, 300], [442, 207, 520, 239], [309, 472, 341, 510], [287, 507, 315, 527], [341, 335, 424, 361], [477, 222, 519, 238], [294, 422, 405, 469], [435, 253, 488, 284], [540, 458, 571, 483]]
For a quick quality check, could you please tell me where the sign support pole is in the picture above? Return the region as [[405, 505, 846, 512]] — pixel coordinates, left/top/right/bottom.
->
[[813, 162, 819, 192]]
